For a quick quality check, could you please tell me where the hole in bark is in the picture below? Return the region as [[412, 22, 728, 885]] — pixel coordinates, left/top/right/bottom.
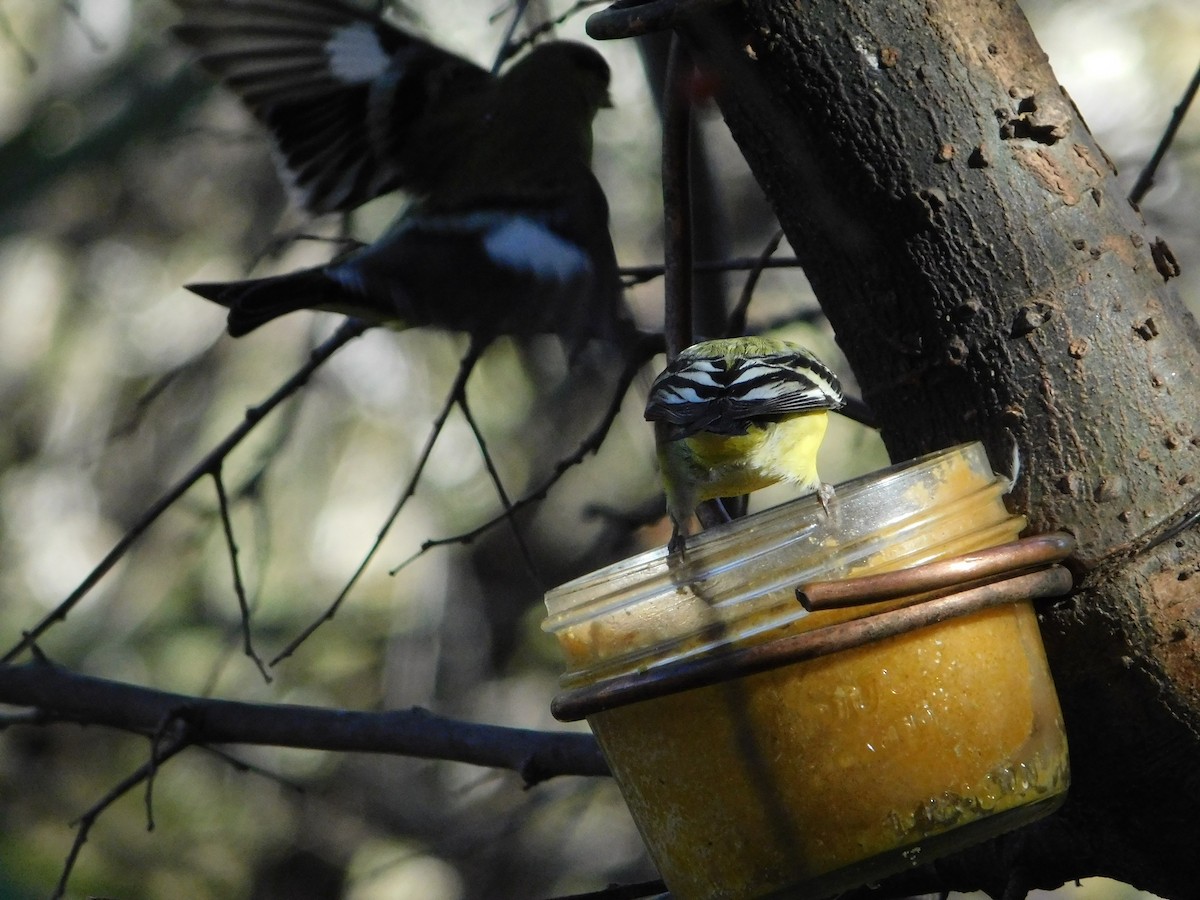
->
[[945, 336, 969, 365], [1134, 317, 1159, 341], [1000, 94, 1064, 145], [1151, 238, 1181, 282], [1005, 117, 1061, 145]]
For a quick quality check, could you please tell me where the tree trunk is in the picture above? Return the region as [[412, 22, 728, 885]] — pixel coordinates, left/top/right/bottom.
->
[[678, 0, 1200, 896]]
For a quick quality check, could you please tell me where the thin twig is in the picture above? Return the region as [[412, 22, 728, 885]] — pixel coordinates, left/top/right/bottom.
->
[[106, 368, 183, 442], [511, 0, 609, 54], [620, 255, 805, 287], [54, 721, 191, 899], [750, 306, 827, 333], [269, 338, 490, 666], [724, 229, 785, 337], [232, 359, 310, 502], [265, 232, 365, 255], [492, 0, 532, 72], [212, 466, 272, 682], [197, 745, 307, 794], [456, 385, 544, 589], [195, 391, 307, 693], [1130, 62, 1200, 207], [391, 336, 657, 576], [662, 35, 695, 360], [1, 319, 370, 665]]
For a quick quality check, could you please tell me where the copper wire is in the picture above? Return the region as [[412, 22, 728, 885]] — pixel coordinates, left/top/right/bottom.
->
[[551, 538, 1075, 722], [797, 532, 1076, 610]]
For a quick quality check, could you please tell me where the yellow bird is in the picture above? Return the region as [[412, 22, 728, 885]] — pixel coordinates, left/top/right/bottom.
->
[[644, 337, 845, 549]]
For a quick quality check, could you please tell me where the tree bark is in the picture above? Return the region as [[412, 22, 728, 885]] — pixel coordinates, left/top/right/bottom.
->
[[678, 1, 1200, 897]]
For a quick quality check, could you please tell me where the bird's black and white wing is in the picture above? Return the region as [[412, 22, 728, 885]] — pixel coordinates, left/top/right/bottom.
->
[[645, 339, 845, 438], [172, 0, 492, 213]]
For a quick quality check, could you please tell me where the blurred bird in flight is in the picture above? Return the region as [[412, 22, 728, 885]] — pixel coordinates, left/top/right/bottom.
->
[[171, 0, 629, 351]]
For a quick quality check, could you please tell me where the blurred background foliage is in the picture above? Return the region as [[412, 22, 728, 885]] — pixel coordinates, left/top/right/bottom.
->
[[0, 0, 1195, 898]]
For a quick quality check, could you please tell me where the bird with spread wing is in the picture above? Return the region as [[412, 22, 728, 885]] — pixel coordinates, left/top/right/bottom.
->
[[171, 0, 629, 351]]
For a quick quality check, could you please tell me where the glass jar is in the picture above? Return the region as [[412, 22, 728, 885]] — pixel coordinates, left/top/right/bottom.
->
[[543, 443, 1069, 900]]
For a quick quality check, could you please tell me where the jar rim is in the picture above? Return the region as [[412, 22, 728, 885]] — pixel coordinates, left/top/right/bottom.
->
[[546, 441, 1006, 613], [544, 442, 1026, 686]]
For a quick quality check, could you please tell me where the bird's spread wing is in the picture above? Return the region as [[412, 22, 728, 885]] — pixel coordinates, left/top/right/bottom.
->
[[172, 0, 492, 213], [645, 340, 845, 437]]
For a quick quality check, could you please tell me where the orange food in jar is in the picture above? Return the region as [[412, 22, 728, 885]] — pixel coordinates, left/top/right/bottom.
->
[[546, 444, 1069, 900]]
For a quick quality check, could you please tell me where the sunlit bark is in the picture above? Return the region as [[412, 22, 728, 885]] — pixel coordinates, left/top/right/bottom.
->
[[679, 1, 1200, 896]]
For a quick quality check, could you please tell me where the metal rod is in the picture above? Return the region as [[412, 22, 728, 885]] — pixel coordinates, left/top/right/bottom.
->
[[661, 34, 694, 360], [551, 565, 1073, 721], [586, 0, 731, 40], [797, 532, 1075, 610]]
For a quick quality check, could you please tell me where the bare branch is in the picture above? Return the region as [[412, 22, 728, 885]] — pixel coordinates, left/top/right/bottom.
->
[[620, 255, 805, 287], [1, 319, 369, 664], [391, 335, 658, 576], [212, 466, 272, 682], [0, 661, 609, 783], [197, 744, 306, 794], [457, 381, 544, 587], [107, 368, 185, 442], [509, 1, 610, 57], [54, 720, 192, 899], [724, 229, 784, 337], [269, 337, 488, 666], [491, 0, 534, 72]]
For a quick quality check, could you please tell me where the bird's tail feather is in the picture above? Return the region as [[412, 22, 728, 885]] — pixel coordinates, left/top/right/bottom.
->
[[186, 267, 339, 337]]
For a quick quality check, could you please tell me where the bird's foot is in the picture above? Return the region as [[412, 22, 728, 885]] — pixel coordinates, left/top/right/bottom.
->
[[667, 525, 688, 556], [817, 482, 838, 519]]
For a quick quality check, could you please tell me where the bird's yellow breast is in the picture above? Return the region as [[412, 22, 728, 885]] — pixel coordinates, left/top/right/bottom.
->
[[681, 411, 829, 502]]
